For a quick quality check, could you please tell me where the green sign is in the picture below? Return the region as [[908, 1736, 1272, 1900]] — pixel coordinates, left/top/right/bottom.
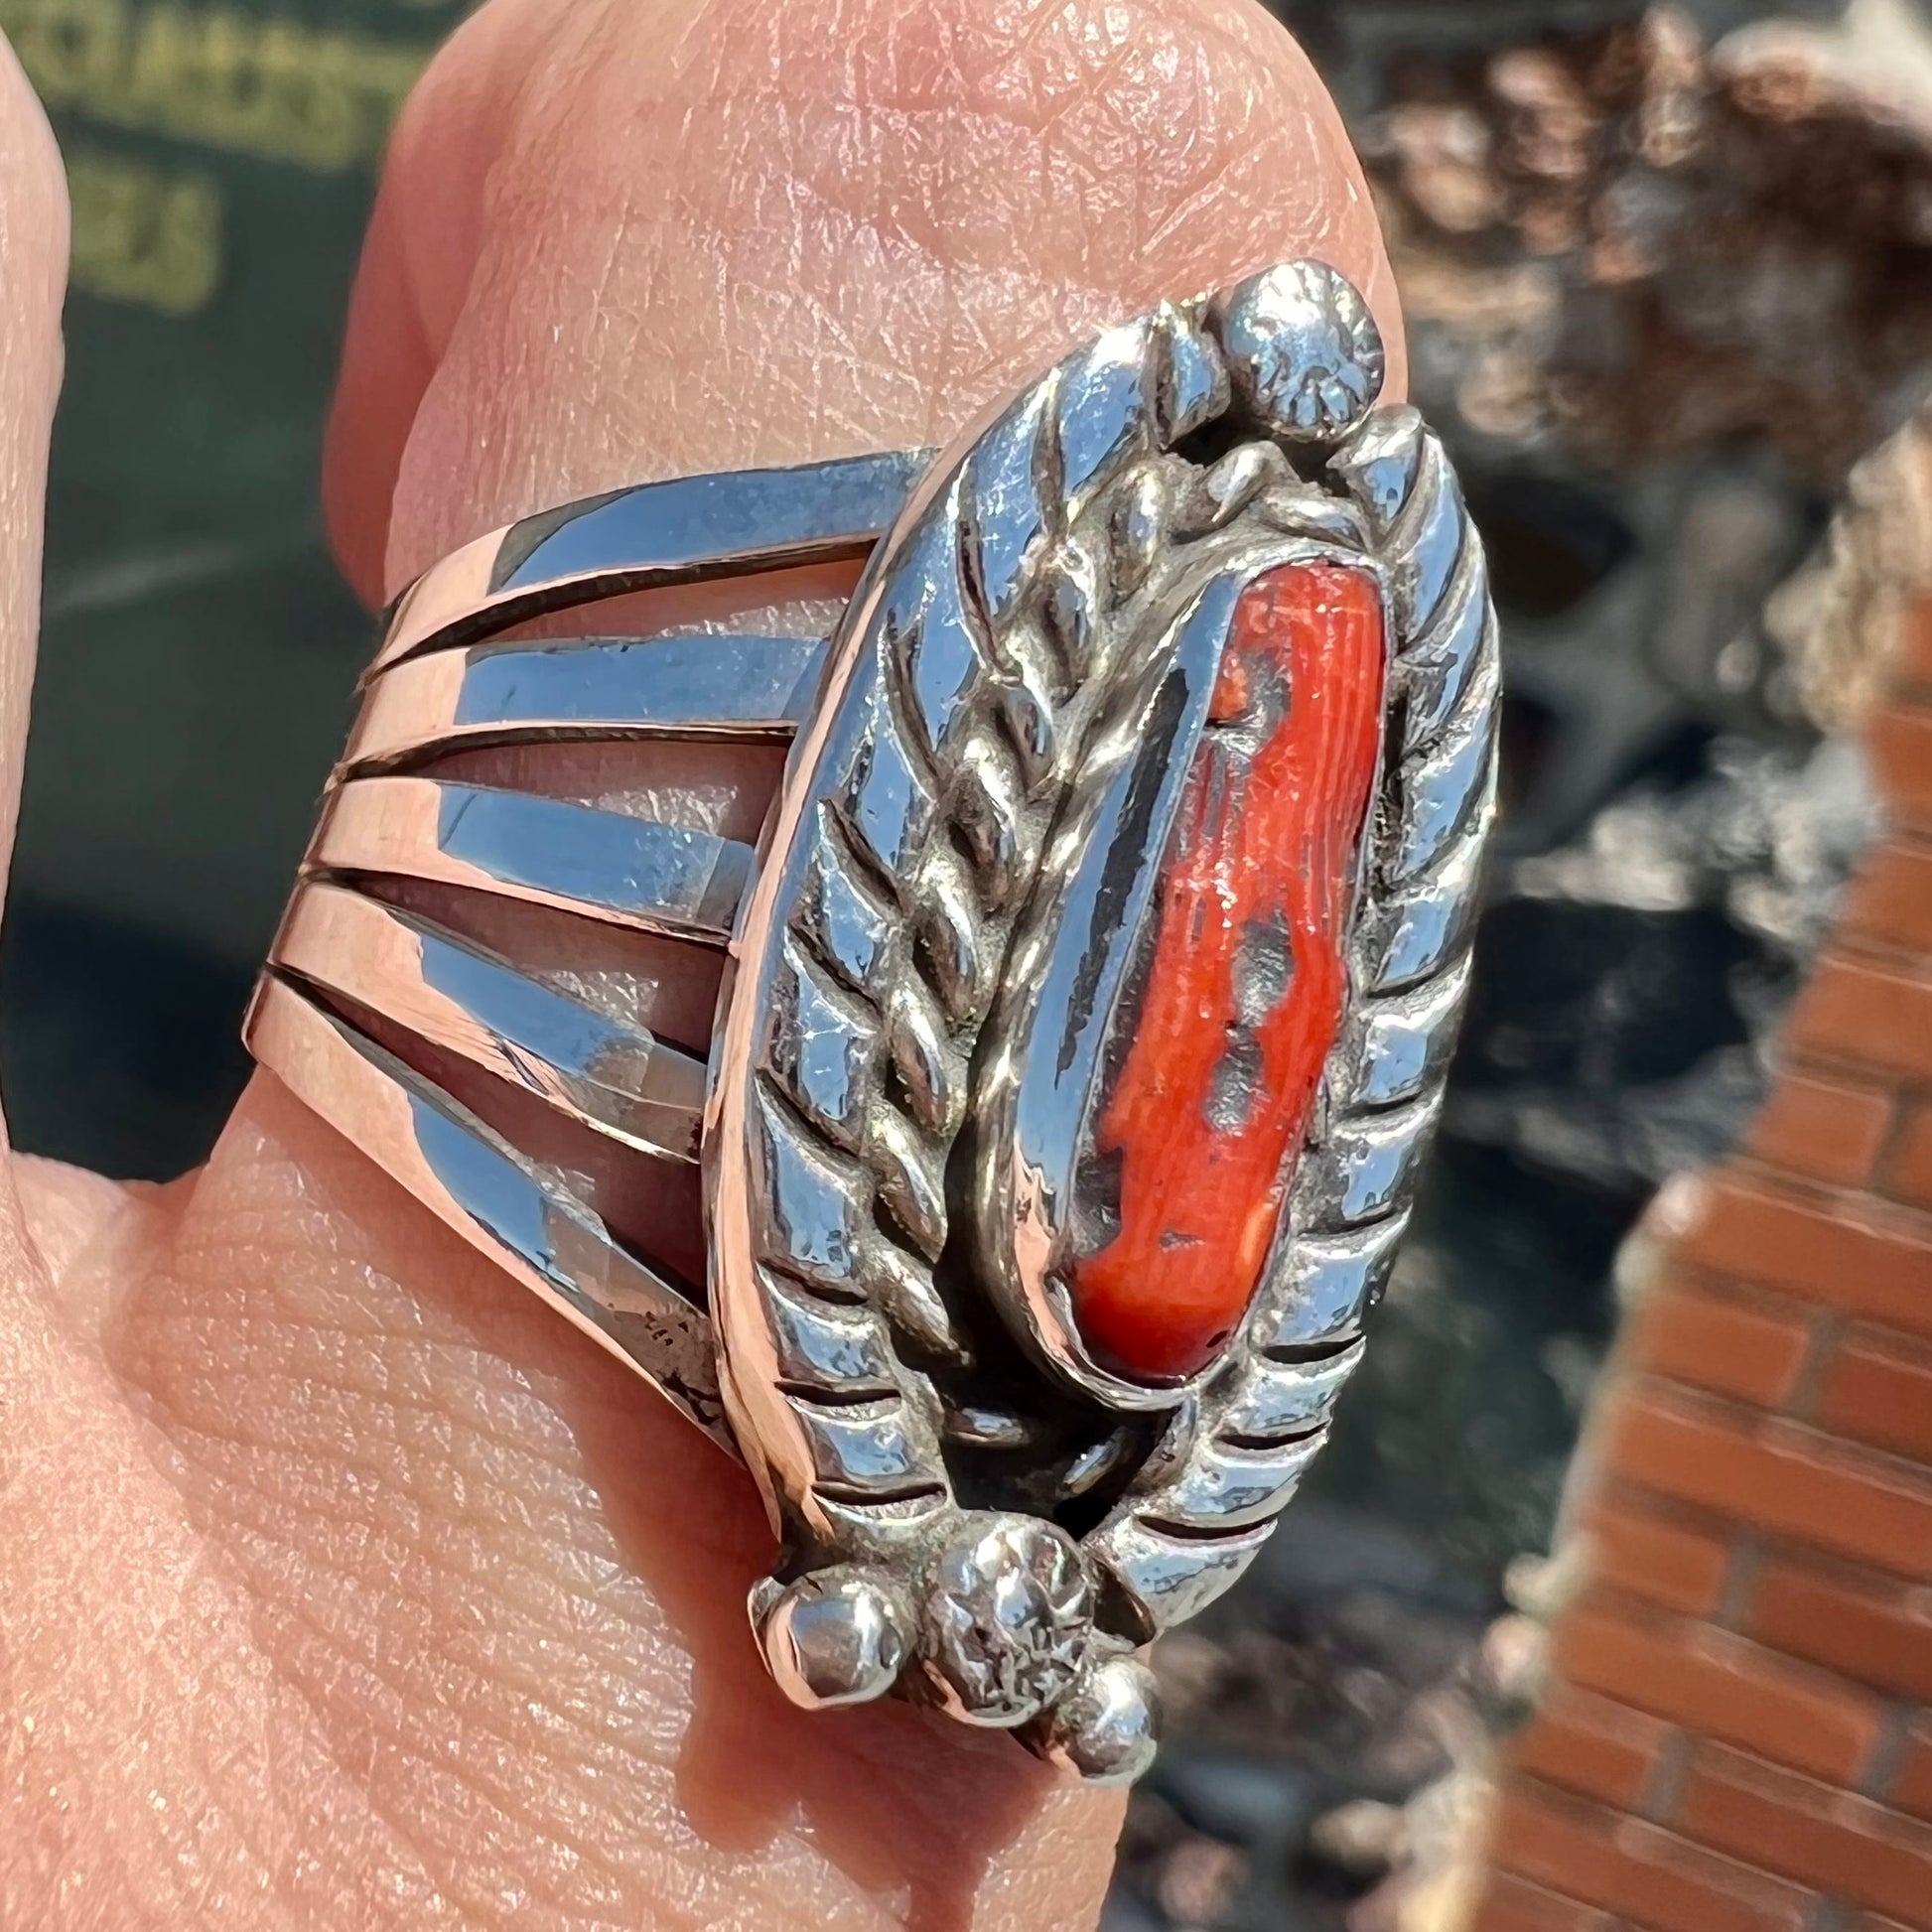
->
[[9, 0, 462, 967], [0, 1, 471, 1170]]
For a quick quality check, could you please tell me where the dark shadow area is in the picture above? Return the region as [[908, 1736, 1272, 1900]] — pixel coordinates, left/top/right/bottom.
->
[[1, 892, 251, 1177]]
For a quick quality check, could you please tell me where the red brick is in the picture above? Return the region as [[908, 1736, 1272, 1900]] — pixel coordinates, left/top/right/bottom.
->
[[1682, 1178, 1932, 1340], [1473, 1871, 1615, 1932], [1513, 1686, 1675, 1811], [1555, 1598, 1883, 1784], [1679, 1746, 1932, 1926], [1582, 1493, 1735, 1616], [1629, 1283, 1814, 1409], [1842, 842, 1932, 956], [1886, 1102, 1932, 1211], [1868, 703, 1932, 831], [1817, 1330, 1932, 1465], [1894, 1725, 1932, 1826], [1490, 1784, 1806, 1932], [1605, 1388, 1932, 1581], [1788, 955, 1932, 1080], [1746, 1557, 1932, 1702], [1898, 597, 1932, 687], [1749, 1070, 1894, 1188]]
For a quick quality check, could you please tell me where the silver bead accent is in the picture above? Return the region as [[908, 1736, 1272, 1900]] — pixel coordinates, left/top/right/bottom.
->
[[755, 1568, 910, 1710], [1037, 1653, 1162, 1787], [921, 1517, 1093, 1726], [1215, 260, 1385, 443]]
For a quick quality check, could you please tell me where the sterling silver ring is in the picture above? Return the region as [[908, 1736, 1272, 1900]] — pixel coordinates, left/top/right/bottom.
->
[[246, 260, 1498, 1786]]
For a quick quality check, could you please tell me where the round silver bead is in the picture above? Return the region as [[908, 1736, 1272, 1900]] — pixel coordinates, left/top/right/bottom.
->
[[1216, 260, 1385, 443], [1039, 1653, 1162, 1787], [755, 1568, 909, 1711], [921, 1517, 1093, 1727]]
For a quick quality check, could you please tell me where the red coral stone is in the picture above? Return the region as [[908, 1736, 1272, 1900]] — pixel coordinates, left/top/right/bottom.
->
[[1069, 562, 1387, 1380]]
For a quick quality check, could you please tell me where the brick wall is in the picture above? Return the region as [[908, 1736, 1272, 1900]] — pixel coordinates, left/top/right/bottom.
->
[[1471, 604, 1932, 1931]]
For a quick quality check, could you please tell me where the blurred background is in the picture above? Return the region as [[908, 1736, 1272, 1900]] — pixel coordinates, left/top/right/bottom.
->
[[6, 1, 1928, 1927]]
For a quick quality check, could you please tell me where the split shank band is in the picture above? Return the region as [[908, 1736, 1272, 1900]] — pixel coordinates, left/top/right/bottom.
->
[[246, 261, 1499, 1786]]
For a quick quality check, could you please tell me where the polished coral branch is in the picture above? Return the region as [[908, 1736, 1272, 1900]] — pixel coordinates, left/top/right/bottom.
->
[[1072, 563, 1386, 1379]]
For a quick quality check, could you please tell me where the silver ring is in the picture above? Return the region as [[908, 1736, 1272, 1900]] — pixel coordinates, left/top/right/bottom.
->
[[246, 259, 1498, 1786]]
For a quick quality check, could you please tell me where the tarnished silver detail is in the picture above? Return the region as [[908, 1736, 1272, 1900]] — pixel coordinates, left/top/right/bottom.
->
[[1214, 260, 1387, 443], [753, 1567, 912, 1711], [1089, 1516, 1274, 1633], [1339, 954, 1474, 1111], [1034, 1653, 1162, 1788], [920, 1517, 1093, 1725], [1266, 1214, 1410, 1351], [249, 264, 1496, 1788], [1236, 1339, 1368, 1438]]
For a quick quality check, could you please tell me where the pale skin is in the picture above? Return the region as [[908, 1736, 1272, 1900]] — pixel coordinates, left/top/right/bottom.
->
[[0, 2, 1402, 1926]]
